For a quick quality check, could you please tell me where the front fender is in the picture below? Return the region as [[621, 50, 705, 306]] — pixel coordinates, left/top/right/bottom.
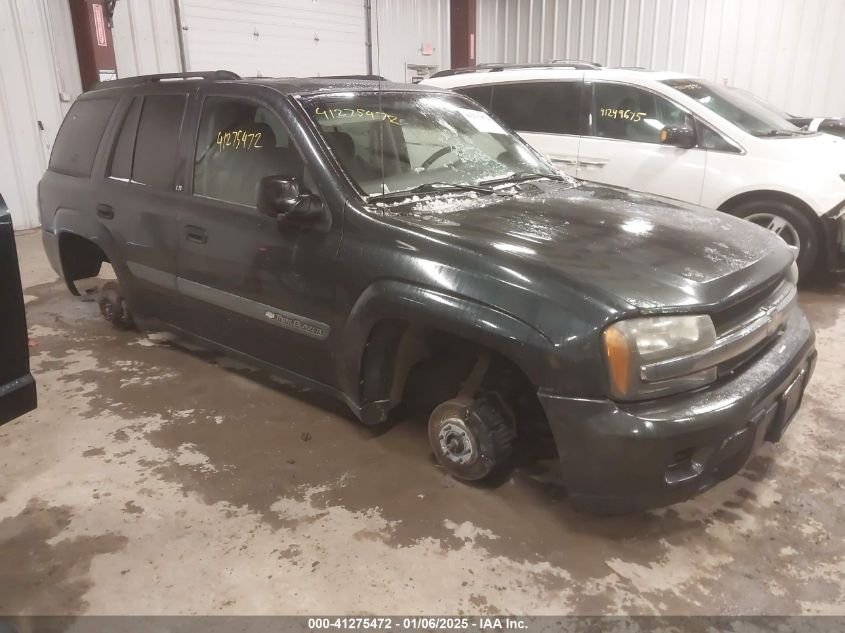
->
[[706, 178, 837, 219], [337, 279, 560, 408]]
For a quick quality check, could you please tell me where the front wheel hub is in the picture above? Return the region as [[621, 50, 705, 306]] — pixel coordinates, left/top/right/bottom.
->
[[438, 420, 476, 465], [427, 396, 514, 482]]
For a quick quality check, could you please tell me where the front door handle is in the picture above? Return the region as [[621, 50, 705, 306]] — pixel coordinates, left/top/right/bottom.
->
[[551, 157, 578, 166], [185, 225, 208, 244], [96, 203, 114, 219]]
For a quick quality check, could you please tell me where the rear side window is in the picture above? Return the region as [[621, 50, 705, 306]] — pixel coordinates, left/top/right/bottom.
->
[[49, 98, 117, 177], [108, 97, 143, 180], [132, 95, 188, 189], [455, 85, 493, 109], [490, 82, 582, 135]]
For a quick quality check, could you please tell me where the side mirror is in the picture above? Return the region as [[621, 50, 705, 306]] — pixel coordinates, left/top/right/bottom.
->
[[257, 176, 327, 228], [659, 125, 697, 149]]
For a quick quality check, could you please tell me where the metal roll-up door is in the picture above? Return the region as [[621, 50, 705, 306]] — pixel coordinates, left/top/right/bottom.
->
[[180, 0, 367, 77]]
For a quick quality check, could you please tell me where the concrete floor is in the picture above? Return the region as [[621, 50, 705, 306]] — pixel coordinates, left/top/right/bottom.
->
[[2, 229, 844, 616]]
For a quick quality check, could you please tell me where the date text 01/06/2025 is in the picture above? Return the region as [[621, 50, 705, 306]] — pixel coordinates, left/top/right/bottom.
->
[[307, 617, 529, 630]]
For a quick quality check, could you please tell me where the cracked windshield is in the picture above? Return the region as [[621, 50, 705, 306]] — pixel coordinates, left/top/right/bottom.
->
[[304, 92, 564, 197]]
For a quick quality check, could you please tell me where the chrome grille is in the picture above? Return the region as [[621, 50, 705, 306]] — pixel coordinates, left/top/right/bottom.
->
[[711, 276, 784, 336], [641, 280, 796, 383]]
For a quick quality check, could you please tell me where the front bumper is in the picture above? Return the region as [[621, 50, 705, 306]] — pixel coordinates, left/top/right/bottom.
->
[[821, 202, 845, 273], [538, 309, 816, 511], [0, 374, 37, 427]]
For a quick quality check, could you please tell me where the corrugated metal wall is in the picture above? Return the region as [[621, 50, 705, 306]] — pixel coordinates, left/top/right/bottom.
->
[[476, 0, 845, 117], [372, 0, 450, 82]]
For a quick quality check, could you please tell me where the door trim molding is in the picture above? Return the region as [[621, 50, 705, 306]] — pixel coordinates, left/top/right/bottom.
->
[[128, 261, 330, 340]]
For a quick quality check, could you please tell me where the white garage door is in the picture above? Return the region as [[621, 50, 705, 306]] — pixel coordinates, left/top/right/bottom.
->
[[180, 0, 368, 78]]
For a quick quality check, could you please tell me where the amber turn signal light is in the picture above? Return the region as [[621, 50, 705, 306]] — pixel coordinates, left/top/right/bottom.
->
[[603, 326, 631, 397]]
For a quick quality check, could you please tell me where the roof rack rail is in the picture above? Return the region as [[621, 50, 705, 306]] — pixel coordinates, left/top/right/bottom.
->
[[549, 59, 603, 68], [431, 60, 601, 78], [316, 74, 389, 81], [92, 70, 241, 90]]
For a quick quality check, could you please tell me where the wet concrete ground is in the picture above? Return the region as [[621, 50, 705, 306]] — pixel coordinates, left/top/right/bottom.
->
[[2, 230, 844, 616]]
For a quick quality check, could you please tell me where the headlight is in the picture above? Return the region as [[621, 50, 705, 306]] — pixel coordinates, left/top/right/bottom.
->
[[603, 315, 717, 401]]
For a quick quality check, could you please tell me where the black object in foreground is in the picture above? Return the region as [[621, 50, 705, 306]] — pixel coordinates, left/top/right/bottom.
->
[[0, 196, 36, 426]]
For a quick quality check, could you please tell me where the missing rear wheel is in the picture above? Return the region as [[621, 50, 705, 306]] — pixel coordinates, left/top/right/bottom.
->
[[98, 281, 134, 330]]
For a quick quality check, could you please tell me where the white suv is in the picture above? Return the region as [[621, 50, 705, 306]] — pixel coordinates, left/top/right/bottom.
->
[[423, 63, 845, 276]]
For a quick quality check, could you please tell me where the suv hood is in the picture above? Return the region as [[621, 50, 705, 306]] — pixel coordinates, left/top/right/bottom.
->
[[379, 180, 793, 313]]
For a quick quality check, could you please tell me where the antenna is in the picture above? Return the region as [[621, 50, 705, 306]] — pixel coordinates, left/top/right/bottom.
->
[[374, 0, 386, 195]]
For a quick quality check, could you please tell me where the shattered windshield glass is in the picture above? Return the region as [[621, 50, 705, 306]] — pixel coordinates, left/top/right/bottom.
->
[[302, 91, 564, 197]]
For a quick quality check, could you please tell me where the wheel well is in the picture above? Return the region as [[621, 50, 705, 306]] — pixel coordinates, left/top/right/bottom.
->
[[718, 190, 821, 228], [359, 320, 554, 454], [58, 232, 107, 295]]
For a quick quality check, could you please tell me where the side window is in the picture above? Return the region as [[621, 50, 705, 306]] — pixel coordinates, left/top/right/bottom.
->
[[490, 82, 582, 135], [132, 94, 188, 189], [49, 98, 117, 177], [593, 83, 689, 144], [455, 85, 493, 110], [193, 97, 305, 207], [108, 97, 143, 180]]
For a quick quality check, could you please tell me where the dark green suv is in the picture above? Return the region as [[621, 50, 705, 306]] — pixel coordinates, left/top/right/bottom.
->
[[39, 71, 815, 511]]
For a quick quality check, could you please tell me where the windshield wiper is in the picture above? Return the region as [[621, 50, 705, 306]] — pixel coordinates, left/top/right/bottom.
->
[[479, 171, 568, 186], [370, 182, 497, 201], [758, 129, 798, 137]]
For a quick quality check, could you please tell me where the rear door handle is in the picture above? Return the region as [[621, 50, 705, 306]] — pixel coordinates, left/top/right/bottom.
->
[[185, 225, 208, 244], [96, 203, 114, 219], [579, 159, 608, 168]]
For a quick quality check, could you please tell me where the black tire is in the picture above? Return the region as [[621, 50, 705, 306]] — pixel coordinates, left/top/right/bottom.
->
[[98, 281, 134, 329], [730, 199, 820, 278], [427, 396, 515, 482]]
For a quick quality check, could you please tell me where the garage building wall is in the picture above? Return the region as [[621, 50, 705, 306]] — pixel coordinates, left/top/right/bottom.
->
[[0, 0, 180, 230], [176, 0, 449, 82], [0, 0, 81, 230], [178, 0, 367, 77], [112, 0, 182, 77], [372, 0, 450, 82], [476, 0, 845, 117]]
